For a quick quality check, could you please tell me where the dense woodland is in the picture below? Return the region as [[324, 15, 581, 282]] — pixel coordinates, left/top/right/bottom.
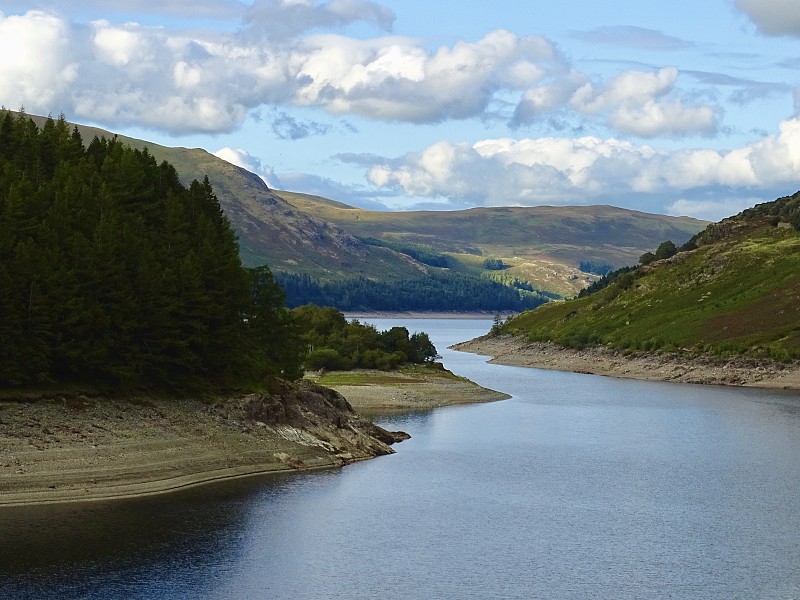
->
[[293, 305, 438, 371], [0, 111, 443, 389], [0, 111, 302, 388], [275, 271, 551, 312]]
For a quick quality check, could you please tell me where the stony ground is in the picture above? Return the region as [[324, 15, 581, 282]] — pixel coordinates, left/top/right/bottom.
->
[[454, 335, 800, 390], [0, 369, 506, 506]]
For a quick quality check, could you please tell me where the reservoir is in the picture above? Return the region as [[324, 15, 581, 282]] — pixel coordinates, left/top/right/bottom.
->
[[2, 318, 799, 599]]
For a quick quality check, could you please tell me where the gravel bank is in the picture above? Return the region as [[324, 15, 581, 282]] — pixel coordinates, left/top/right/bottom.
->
[[453, 335, 800, 390], [0, 381, 406, 507]]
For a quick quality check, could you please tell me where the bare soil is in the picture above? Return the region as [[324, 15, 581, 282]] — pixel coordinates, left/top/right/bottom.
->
[[454, 335, 800, 390]]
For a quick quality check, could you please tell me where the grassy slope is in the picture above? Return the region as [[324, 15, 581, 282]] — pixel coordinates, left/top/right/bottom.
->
[[279, 190, 707, 296], [501, 204, 800, 360], [23, 114, 431, 280], [23, 114, 706, 296]]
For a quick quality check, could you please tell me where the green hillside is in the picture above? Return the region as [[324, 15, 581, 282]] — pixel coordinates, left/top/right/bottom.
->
[[20, 112, 708, 308], [499, 191, 800, 360], [279, 190, 707, 297], [21, 113, 425, 282]]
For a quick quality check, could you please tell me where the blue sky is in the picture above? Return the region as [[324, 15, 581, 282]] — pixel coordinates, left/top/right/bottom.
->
[[1, 0, 799, 220]]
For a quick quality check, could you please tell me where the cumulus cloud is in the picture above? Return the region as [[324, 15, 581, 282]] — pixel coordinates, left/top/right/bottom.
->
[[214, 146, 281, 187], [571, 67, 719, 137], [0, 11, 78, 114], [515, 67, 720, 137], [363, 118, 800, 217], [0, 7, 722, 137], [736, 0, 800, 36], [0, 9, 574, 133], [292, 29, 561, 122]]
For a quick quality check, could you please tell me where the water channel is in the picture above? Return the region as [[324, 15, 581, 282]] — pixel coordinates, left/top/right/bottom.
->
[[2, 318, 799, 599]]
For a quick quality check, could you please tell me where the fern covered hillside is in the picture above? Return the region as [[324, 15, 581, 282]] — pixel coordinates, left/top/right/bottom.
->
[[498, 191, 800, 361]]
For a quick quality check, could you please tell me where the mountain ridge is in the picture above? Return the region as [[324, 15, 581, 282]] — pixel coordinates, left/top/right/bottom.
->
[[21, 112, 708, 301]]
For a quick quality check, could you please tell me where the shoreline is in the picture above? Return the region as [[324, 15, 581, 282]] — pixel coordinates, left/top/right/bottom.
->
[[344, 311, 506, 320], [453, 335, 800, 391], [0, 368, 505, 508], [310, 365, 510, 415], [0, 385, 398, 508]]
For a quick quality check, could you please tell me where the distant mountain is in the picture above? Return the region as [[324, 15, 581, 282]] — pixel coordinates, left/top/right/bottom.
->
[[498, 191, 800, 360], [24, 113, 707, 304], [279, 190, 707, 297]]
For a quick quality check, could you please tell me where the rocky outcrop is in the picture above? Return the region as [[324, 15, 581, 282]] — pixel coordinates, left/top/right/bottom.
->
[[215, 379, 410, 459]]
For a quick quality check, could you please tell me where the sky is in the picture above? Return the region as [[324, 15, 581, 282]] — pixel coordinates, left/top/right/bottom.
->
[[1, 0, 799, 220]]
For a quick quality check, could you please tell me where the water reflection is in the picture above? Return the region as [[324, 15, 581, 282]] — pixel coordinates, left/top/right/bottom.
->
[[3, 318, 800, 600]]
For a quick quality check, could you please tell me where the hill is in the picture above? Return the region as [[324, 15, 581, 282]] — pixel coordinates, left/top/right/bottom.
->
[[21, 112, 707, 307], [280, 190, 707, 297], [493, 191, 800, 361]]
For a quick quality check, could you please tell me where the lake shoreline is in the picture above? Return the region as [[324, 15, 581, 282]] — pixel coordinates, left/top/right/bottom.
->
[[310, 365, 511, 415], [0, 368, 504, 508], [454, 334, 800, 391]]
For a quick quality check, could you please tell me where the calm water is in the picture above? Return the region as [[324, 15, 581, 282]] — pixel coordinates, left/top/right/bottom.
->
[[2, 318, 800, 599]]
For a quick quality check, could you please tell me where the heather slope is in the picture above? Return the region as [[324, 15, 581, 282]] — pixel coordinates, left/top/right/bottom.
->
[[498, 191, 800, 361]]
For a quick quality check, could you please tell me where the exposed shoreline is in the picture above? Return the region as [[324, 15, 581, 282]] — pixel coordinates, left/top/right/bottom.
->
[[344, 311, 505, 320], [0, 369, 505, 507], [453, 335, 800, 391], [311, 365, 510, 415]]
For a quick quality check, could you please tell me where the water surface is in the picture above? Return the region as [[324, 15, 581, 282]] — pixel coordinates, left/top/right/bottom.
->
[[2, 318, 799, 599]]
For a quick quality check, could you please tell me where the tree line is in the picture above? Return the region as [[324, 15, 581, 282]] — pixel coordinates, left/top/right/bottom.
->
[[293, 305, 437, 371], [0, 111, 444, 389], [0, 111, 301, 388], [275, 271, 550, 312]]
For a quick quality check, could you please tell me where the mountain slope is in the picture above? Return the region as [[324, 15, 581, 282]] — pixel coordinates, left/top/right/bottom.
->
[[498, 191, 800, 360], [279, 190, 707, 296], [23, 113, 707, 300], [22, 113, 426, 281]]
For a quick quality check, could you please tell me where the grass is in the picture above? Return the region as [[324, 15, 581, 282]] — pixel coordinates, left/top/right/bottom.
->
[[503, 224, 800, 360], [309, 364, 467, 387]]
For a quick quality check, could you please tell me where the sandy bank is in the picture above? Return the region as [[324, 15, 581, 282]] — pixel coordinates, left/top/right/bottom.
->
[[453, 335, 800, 391], [0, 382, 406, 507], [309, 365, 510, 414]]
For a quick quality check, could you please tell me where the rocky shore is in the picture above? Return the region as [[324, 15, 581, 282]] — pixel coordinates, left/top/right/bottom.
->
[[0, 367, 506, 507], [454, 335, 800, 390], [0, 380, 408, 507]]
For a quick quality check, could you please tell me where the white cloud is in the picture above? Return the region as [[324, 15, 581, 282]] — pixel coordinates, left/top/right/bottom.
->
[[293, 29, 560, 122], [736, 0, 800, 37], [569, 67, 719, 138], [366, 118, 800, 214], [666, 197, 760, 221], [0, 8, 723, 138], [0, 11, 78, 113], [0, 10, 570, 132], [214, 146, 280, 187]]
